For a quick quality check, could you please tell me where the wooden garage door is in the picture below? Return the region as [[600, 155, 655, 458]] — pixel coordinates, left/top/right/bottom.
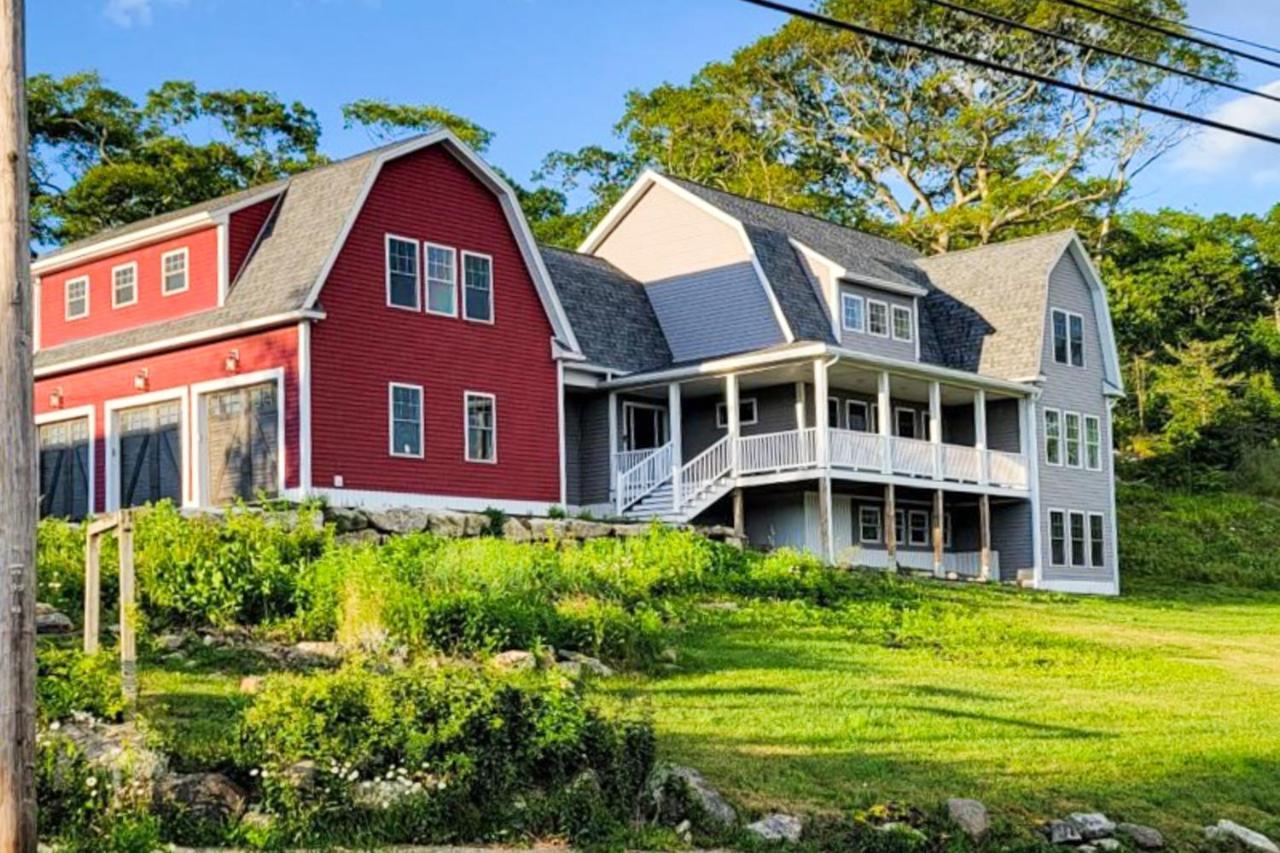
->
[[39, 417, 90, 520], [204, 382, 279, 505], [118, 400, 182, 509]]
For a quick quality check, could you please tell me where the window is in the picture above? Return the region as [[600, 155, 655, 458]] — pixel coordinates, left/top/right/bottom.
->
[[465, 392, 496, 463], [388, 383, 423, 458], [1044, 409, 1062, 465], [891, 304, 913, 342], [908, 510, 929, 545], [1049, 509, 1066, 566], [1064, 412, 1082, 467], [112, 263, 137, 308], [386, 236, 420, 310], [715, 397, 758, 429], [425, 244, 457, 316], [846, 400, 870, 432], [868, 300, 889, 336], [1089, 513, 1105, 567], [894, 509, 906, 545], [161, 248, 188, 295], [841, 293, 864, 333], [64, 276, 88, 319], [623, 403, 667, 451], [827, 396, 841, 429], [1052, 309, 1085, 367], [462, 252, 493, 322], [895, 407, 917, 439], [944, 512, 953, 548], [1084, 415, 1102, 471], [859, 506, 882, 543], [1069, 510, 1087, 567]]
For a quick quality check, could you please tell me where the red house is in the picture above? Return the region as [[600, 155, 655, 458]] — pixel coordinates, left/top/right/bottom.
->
[[33, 132, 581, 518]]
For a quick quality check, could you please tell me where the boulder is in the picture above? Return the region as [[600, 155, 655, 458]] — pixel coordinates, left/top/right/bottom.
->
[[492, 650, 536, 671], [291, 641, 343, 666], [336, 528, 383, 547], [155, 772, 246, 823], [746, 813, 803, 843], [1097, 840, 1121, 851], [557, 650, 614, 677], [502, 517, 532, 542], [154, 633, 185, 652], [529, 518, 568, 540], [49, 720, 167, 793], [1205, 820, 1279, 853], [427, 511, 470, 538], [1069, 812, 1117, 840], [946, 798, 989, 840], [1117, 822, 1165, 850], [611, 522, 650, 538], [462, 512, 492, 537], [366, 507, 431, 536], [323, 506, 370, 534], [35, 603, 73, 635], [240, 810, 274, 833], [565, 519, 613, 540], [647, 764, 736, 829], [280, 760, 319, 793], [1048, 819, 1084, 845]]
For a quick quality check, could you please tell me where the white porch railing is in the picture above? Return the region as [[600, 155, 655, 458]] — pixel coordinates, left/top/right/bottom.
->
[[942, 444, 982, 483], [615, 442, 673, 514], [613, 448, 656, 476], [678, 435, 733, 513], [738, 428, 818, 474], [829, 428, 883, 472], [889, 436, 935, 479], [845, 548, 999, 577], [988, 449, 1029, 489]]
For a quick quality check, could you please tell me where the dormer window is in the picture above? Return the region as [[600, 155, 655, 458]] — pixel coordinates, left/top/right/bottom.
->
[[112, 262, 137, 308], [891, 304, 913, 342], [867, 300, 888, 337], [841, 293, 865, 332], [162, 248, 189, 295], [64, 276, 88, 320], [1052, 308, 1085, 367]]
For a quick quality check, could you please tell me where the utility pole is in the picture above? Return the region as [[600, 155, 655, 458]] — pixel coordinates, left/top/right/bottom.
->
[[0, 0, 35, 849]]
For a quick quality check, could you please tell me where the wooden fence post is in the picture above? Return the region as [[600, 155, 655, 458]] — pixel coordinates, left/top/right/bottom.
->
[[117, 511, 137, 708]]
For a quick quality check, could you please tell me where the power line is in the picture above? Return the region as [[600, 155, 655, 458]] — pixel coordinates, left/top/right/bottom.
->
[[923, 0, 1280, 106], [1052, 0, 1280, 73], [1082, 0, 1280, 58]]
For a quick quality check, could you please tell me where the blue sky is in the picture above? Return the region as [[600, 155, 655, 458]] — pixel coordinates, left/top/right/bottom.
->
[[28, 0, 1280, 219]]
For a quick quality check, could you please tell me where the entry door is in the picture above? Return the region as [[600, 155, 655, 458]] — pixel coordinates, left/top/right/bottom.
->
[[39, 417, 90, 520], [117, 400, 182, 508], [204, 381, 279, 505], [623, 403, 668, 451]]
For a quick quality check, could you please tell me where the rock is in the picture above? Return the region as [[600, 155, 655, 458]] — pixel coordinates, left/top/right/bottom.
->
[[555, 660, 583, 678], [35, 604, 73, 635], [462, 512, 492, 537], [502, 517, 532, 542], [566, 519, 613, 540], [1069, 812, 1117, 840], [1079, 846, 1098, 853], [1117, 822, 1165, 850], [611, 522, 649, 538], [878, 822, 928, 842], [1097, 840, 1121, 851], [427, 511, 470, 538], [280, 760, 319, 792], [238, 675, 264, 695], [675, 818, 693, 842], [1205, 820, 1279, 853], [336, 528, 383, 547], [240, 810, 274, 833], [155, 772, 246, 823], [746, 813, 803, 843], [659, 647, 679, 664], [946, 798, 989, 840], [492, 650, 536, 671], [323, 506, 369, 534], [529, 518, 568, 540], [366, 507, 431, 536], [155, 633, 185, 652], [556, 650, 614, 677], [291, 641, 343, 666], [647, 764, 736, 829], [1048, 819, 1084, 845], [50, 720, 167, 791]]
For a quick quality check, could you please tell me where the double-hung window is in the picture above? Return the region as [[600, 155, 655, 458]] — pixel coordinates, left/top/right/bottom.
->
[[891, 304, 913, 342], [112, 263, 137, 308], [908, 510, 929, 545], [715, 397, 758, 429], [389, 383, 424, 458], [894, 510, 906, 546], [1049, 509, 1066, 566], [465, 392, 496, 463], [1069, 510, 1087, 567], [162, 248, 188, 295], [1052, 309, 1085, 367], [847, 400, 871, 432], [859, 506, 882, 543], [1089, 513, 1105, 567], [65, 276, 88, 320], [1084, 415, 1102, 470], [1064, 412, 1082, 467], [1044, 409, 1062, 465], [895, 407, 917, 439], [867, 300, 889, 336], [425, 244, 457, 316], [462, 252, 493, 322], [386, 235, 420, 310], [841, 292, 865, 332]]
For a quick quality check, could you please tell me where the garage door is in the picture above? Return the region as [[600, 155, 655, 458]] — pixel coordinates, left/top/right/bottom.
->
[[204, 381, 279, 505], [39, 417, 90, 520], [117, 400, 183, 508]]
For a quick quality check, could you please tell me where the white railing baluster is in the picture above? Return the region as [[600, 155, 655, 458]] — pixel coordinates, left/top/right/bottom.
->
[[615, 442, 674, 514]]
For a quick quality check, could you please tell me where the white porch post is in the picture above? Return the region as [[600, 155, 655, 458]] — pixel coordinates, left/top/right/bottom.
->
[[725, 372, 741, 475], [608, 390, 619, 514], [979, 493, 992, 581], [1022, 394, 1043, 586], [878, 371, 892, 474], [974, 388, 988, 485], [668, 382, 683, 512], [813, 359, 829, 465], [929, 380, 942, 480], [795, 380, 807, 430]]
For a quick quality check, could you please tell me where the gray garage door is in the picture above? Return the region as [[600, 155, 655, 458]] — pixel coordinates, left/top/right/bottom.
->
[[39, 417, 90, 520], [204, 382, 279, 505], [117, 400, 182, 508]]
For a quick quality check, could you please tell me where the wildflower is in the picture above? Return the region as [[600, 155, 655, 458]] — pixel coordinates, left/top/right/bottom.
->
[[249, 768, 259, 777], [85, 777, 97, 789], [49, 721, 60, 731]]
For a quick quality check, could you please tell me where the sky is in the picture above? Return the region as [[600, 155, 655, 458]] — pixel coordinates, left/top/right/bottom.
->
[[27, 0, 1280, 219]]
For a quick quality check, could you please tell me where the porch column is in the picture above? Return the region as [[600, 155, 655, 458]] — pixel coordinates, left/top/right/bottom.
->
[[932, 489, 944, 578], [794, 381, 807, 430], [608, 390, 619, 508], [732, 487, 745, 539], [884, 482, 897, 569], [813, 359, 829, 465], [1021, 394, 1044, 586], [725, 372, 741, 475], [929, 380, 942, 480], [878, 371, 892, 474], [818, 476, 835, 563], [979, 493, 992, 581], [974, 388, 988, 485], [668, 382, 683, 511]]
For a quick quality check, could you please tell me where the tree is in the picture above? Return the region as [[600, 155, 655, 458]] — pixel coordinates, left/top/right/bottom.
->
[[539, 0, 1227, 252]]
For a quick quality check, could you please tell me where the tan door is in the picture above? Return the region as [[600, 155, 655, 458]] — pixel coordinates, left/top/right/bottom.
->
[[204, 382, 279, 505]]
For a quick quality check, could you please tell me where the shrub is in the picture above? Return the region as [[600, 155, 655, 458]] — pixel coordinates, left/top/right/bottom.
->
[[36, 735, 160, 853], [37, 646, 125, 724], [1230, 443, 1280, 498], [37, 517, 119, 619]]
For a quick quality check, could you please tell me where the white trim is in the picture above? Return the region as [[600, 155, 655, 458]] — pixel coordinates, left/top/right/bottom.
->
[[894, 405, 918, 439], [1087, 511, 1106, 569], [840, 292, 865, 333], [161, 247, 190, 297], [1064, 236, 1125, 396], [424, 242, 458, 318], [557, 361, 567, 507], [1037, 578, 1118, 596], [111, 261, 138, 308], [1047, 507, 1067, 567], [840, 271, 928, 298], [858, 505, 882, 543], [1043, 408, 1062, 466], [1024, 397, 1044, 587], [64, 275, 89, 321], [1106, 398, 1121, 593], [866, 299, 889, 337], [216, 223, 229, 305], [716, 396, 759, 429], [460, 250, 495, 324], [189, 368, 287, 507], [33, 276, 40, 351], [891, 303, 913, 343], [620, 400, 668, 451], [463, 390, 498, 464], [1083, 413, 1102, 471], [846, 399, 871, 431], [33, 211, 213, 275], [1068, 509, 1087, 568], [1063, 410, 1083, 469], [297, 321, 312, 495], [388, 382, 425, 459], [1050, 307, 1086, 368], [827, 395, 840, 430], [104, 386, 192, 512], [296, 486, 562, 517], [385, 233, 422, 312], [907, 509, 929, 545], [35, 405, 96, 517]]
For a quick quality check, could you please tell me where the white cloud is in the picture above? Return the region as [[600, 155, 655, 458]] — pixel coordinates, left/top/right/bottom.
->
[[103, 0, 153, 27], [1173, 79, 1280, 182]]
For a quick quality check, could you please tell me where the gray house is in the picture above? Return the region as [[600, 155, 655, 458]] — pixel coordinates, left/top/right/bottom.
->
[[546, 171, 1124, 595]]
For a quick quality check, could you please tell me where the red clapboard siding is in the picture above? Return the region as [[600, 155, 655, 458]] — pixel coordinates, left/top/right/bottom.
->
[[39, 227, 221, 349], [34, 325, 300, 513], [310, 144, 560, 503], [228, 197, 278, 282]]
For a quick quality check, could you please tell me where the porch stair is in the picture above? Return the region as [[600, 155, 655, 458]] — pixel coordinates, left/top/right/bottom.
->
[[617, 436, 735, 523]]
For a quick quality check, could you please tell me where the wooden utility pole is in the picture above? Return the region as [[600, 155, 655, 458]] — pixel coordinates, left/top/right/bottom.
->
[[0, 0, 35, 849]]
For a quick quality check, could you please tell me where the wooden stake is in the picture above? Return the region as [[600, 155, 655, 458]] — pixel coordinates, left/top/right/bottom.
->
[[83, 533, 100, 653], [884, 483, 897, 569], [117, 513, 137, 708], [979, 494, 992, 581], [0, 0, 37, 847], [932, 490, 944, 577]]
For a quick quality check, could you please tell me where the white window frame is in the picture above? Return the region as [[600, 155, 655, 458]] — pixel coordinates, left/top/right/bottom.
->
[[846, 399, 871, 432], [908, 509, 929, 546], [464, 391, 498, 464], [161, 247, 189, 296], [1088, 512, 1105, 568], [64, 275, 89, 320], [867, 299, 889, 337], [894, 509, 905, 546], [891, 304, 913, 343], [858, 506, 882, 543], [621, 401, 668, 451], [388, 382, 424, 459], [894, 406, 918, 439], [111, 261, 138, 308], [1044, 408, 1062, 466], [424, 242, 458, 318], [1084, 414, 1102, 471], [1048, 508, 1067, 567], [827, 396, 841, 429], [385, 234, 421, 312], [190, 368, 287, 507], [716, 396, 758, 429], [1064, 411, 1082, 468], [1051, 308, 1085, 368], [1068, 509, 1087, 567], [841, 292, 865, 333], [461, 250, 494, 324]]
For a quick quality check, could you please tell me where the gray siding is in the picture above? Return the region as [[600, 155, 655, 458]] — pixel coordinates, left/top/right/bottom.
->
[[646, 263, 785, 362], [836, 282, 918, 361], [987, 399, 1022, 453], [1035, 253, 1116, 585], [683, 383, 800, 458], [566, 391, 611, 508], [991, 499, 1034, 579]]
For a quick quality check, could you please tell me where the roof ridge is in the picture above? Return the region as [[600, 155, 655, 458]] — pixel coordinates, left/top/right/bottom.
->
[[914, 228, 1077, 263]]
